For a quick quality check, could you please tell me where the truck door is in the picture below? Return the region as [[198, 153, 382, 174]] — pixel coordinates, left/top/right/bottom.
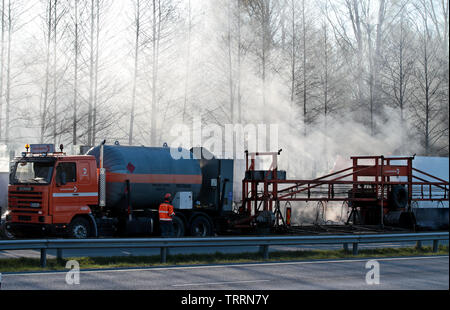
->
[[77, 160, 98, 207], [52, 162, 80, 224]]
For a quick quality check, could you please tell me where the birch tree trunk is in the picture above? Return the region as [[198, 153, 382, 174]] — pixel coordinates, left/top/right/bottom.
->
[[73, 0, 78, 146], [129, 0, 140, 145], [87, 0, 95, 146], [237, 0, 242, 124], [150, 0, 158, 146], [0, 0, 5, 141], [53, 0, 57, 145], [227, 0, 234, 124], [92, 0, 100, 146], [4, 0, 10, 144], [182, 0, 191, 123], [40, 0, 52, 143], [302, 0, 306, 136]]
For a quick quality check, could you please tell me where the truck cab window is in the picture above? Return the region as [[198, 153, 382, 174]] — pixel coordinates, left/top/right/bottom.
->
[[56, 163, 77, 184], [11, 161, 54, 184]]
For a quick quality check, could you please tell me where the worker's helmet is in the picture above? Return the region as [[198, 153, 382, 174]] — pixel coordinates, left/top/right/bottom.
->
[[164, 193, 172, 200]]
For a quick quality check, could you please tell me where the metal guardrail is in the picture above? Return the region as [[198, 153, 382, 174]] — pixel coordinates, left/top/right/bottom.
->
[[0, 232, 448, 268]]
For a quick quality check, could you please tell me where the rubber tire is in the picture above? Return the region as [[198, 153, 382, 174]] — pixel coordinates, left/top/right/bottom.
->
[[390, 185, 408, 209], [0, 221, 15, 239], [189, 215, 213, 237], [68, 217, 92, 239], [172, 216, 185, 237]]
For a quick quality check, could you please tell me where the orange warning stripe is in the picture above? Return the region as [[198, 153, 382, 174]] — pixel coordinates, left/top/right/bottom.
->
[[106, 172, 202, 184]]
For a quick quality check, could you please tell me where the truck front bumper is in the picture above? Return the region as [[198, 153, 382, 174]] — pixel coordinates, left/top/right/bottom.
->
[[5, 222, 65, 237]]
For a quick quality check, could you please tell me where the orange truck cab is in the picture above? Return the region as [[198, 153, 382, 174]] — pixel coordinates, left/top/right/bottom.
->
[[6, 144, 99, 238]]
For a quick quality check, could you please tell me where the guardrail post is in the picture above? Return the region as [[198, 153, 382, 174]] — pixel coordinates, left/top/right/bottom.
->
[[352, 243, 358, 255], [160, 247, 167, 263], [343, 243, 349, 252], [432, 240, 439, 253], [260, 245, 269, 260], [416, 241, 422, 249], [40, 248, 47, 268], [57, 249, 63, 264]]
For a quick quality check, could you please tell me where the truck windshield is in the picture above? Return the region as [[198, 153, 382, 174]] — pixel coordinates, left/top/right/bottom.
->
[[11, 161, 55, 185]]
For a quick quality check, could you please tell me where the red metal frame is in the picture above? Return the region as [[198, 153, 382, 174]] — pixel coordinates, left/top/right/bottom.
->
[[241, 152, 449, 226]]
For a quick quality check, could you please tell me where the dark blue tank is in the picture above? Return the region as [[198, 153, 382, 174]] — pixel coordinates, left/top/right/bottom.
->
[[87, 145, 202, 210]]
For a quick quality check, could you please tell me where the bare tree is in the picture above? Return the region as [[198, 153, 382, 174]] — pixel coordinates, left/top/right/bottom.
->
[[427, 0, 449, 153], [128, 0, 141, 145], [410, 0, 447, 155], [128, 0, 178, 146], [4, 0, 12, 144], [92, 0, 100, 145], [227, 0, 235, 123], [243, 0, 281, 123], [182, 0, 191, 123], [87, 0, 95, 146], [52, 0, 57, 144], [0, 0, 5, 141], [72, 0, 78, 146], [38, 0, 53, 143], [380, 5, 415, 152], [361, 0, 386, 135], [150, 0, 158, 146]]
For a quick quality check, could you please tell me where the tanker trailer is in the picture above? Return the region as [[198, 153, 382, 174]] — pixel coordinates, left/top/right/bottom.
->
[[87, 144, 235, 237]]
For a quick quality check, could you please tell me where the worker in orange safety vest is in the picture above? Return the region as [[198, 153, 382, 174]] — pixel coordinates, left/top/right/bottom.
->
[[159, 193, 175, 237]]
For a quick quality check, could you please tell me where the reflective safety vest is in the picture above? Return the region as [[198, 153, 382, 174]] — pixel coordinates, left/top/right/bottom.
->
[[159, 202, 175, 221]]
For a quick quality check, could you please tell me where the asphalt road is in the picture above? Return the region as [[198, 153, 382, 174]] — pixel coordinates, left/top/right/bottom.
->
[[0, 240, 447, 260], [1, 255, 448, 290]]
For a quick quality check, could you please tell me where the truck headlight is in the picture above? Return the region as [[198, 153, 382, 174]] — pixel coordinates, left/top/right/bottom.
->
[[1, 210, 10, 220]]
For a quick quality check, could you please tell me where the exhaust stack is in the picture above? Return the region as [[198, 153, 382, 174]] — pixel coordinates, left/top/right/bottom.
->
[[99, 140, 106, 207]]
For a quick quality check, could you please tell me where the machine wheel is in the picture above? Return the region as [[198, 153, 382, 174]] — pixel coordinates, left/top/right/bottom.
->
[[172, 216, 185, 237], [68, 217, 92, 239], [189, 215, 213, 237]]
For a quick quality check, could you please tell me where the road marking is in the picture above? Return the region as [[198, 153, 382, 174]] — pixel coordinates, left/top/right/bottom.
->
[[172, 279, 270, 287], [4, 255, 448, 277]]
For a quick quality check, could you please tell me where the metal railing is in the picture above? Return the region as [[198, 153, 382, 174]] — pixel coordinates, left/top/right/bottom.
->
[[0, 232, 448, 268]]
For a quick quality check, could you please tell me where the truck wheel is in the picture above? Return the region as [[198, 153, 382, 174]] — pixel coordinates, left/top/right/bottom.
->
[[190, 215, 213, 237], [0, 221, 15, 240], [172, 216, 185, 237], [68, 217, 91, 239]]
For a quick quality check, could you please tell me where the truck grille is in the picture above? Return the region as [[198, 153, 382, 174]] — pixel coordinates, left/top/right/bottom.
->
[[9, 191, 43, 210]]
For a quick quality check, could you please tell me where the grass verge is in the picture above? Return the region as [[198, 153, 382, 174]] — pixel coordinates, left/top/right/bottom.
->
[[0, 245, 448, 273]]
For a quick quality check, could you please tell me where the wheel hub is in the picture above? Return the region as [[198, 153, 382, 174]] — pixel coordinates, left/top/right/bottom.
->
[[194, 223, 206, 236], [73, 225, 87, 238]]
